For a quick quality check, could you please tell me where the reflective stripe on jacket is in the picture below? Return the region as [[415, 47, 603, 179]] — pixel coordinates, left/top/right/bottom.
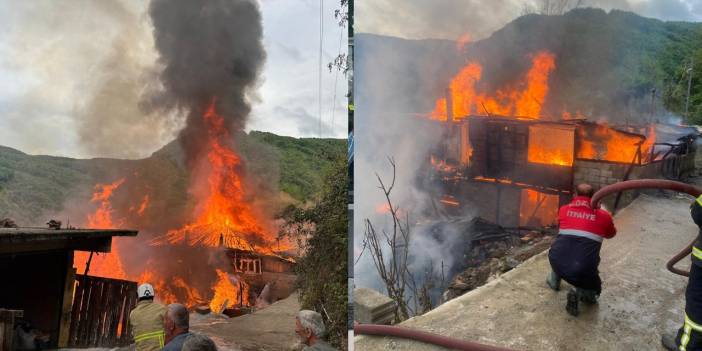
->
[[129, 300, 166, 351]]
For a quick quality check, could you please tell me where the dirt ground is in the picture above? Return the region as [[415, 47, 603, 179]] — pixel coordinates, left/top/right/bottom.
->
[[190, 292, 302, 351]]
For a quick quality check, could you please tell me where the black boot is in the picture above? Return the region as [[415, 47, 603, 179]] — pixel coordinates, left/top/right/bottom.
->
[[577, 288, 599, 304], [566, 288, 579, 316], [546, 271, 561, 291]]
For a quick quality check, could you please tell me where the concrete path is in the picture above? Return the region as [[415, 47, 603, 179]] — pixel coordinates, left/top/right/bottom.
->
[[355, 194, 698, 350]]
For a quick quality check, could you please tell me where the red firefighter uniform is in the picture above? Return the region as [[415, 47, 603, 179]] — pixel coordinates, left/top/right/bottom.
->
[[548, 195, 616, 294]]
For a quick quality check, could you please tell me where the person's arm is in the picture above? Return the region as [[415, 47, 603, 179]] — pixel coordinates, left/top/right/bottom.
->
[[603, 212, 616, 239]]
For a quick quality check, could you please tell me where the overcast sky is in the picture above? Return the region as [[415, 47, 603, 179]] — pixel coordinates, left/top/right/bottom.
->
[[0, 0, 347, 159], [357, 0, 702, 41]]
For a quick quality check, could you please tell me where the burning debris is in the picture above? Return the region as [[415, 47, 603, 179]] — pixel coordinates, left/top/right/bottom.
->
[[444, 223, 557, 301]]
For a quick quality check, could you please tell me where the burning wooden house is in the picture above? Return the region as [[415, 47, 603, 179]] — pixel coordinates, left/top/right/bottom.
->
[[426, 48, 699, 228], [432, 115, 698, 228], [0, 227, 137, 349], [148, 226, 296, 312], [224, 248, 295, 302]]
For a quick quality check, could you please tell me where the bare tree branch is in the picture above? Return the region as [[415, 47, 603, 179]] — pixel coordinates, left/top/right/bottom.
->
[[362, 157, 444, 321]]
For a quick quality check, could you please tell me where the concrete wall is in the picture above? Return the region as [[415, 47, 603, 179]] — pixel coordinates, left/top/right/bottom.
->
[[573, 153, 694, 210]]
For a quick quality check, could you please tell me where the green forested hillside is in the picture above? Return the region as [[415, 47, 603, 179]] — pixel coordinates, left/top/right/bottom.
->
[[247, 131, 345, 201], [469, 8, 702, 122], [357, 8, 702, 123], [0, 132, 345, 226]]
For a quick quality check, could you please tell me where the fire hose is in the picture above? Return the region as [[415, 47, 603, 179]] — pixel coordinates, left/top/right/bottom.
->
[[591, 179, 702, 277], [355, 179, 702, 350], [353, 323, 518, 351]]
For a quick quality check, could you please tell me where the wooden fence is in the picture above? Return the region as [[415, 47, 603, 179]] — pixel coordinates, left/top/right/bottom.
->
[[67, 275, 137, 348], [0, 309, 23, 351]]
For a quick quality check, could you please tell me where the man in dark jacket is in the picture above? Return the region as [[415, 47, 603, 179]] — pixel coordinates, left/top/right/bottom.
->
[[162, 303, 191, 351], [546, 183, 617, 316], [662, 195, 702, 350]]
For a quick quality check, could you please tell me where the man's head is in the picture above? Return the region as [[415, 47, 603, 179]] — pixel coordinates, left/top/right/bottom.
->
[[294, 310, 325, 346], [164, 303, 189, 342], [182, 333, 217, 351], [575, 183, 595, 198]]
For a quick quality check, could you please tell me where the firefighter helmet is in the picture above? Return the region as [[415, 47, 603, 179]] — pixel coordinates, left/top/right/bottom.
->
[[137, 283, 155, 299]]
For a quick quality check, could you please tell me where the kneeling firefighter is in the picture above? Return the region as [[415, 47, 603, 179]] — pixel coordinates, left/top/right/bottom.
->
[[546, 183, 617, 316]]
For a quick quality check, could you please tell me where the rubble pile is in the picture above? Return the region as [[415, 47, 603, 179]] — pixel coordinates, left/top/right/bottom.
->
[[444, 223, 557, 301]]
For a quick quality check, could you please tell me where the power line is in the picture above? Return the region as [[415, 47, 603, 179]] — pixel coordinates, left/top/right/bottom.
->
[[318, 0, 324, 138]]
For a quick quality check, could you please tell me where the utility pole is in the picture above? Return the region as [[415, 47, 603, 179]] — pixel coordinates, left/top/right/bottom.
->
[[686, 57, 694, 119]]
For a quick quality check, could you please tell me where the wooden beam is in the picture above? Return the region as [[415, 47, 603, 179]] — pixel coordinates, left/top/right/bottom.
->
[[58, 251, 76, 347], [0, 237, 113, 255], [0, 228, 136, 254]]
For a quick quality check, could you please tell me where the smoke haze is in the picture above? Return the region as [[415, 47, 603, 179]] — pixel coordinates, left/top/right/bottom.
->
[[357, 0, 702, 41]]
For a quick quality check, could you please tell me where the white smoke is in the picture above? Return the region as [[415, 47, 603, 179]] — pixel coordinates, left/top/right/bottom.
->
[[352, 31, 477, 309]]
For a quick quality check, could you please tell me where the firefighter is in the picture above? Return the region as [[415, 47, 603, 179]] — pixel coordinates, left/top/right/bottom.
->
[[545, 183, 617, 316], [129, 283, 166, 351], [662, 195, 702, 350]]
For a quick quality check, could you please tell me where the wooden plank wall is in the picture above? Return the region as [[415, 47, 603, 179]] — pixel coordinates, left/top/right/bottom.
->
[[67, 275, 137, 348], [0, 309, 23, 351], [58, 251, 75, 347]]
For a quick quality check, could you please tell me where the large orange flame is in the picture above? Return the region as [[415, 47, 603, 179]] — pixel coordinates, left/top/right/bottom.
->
[[519, 189, 559, 227], [75, 178, 127, 279], [527, 124, 574, 166], [86, 178, 125, 228], [157, 99, 284, 254], [576, 123, 644, 163], [209, 269, 250, 313], [431, 51, 556, 121], [73, 99, 287, 311]]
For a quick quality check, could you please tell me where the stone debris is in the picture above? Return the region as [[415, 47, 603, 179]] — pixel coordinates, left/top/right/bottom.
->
[[445, 227, 556, 301]]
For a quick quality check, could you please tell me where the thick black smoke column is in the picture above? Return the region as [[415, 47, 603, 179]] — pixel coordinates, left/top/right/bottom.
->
[[130, 0, 267, 306], [146, 0, 266, 165]]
